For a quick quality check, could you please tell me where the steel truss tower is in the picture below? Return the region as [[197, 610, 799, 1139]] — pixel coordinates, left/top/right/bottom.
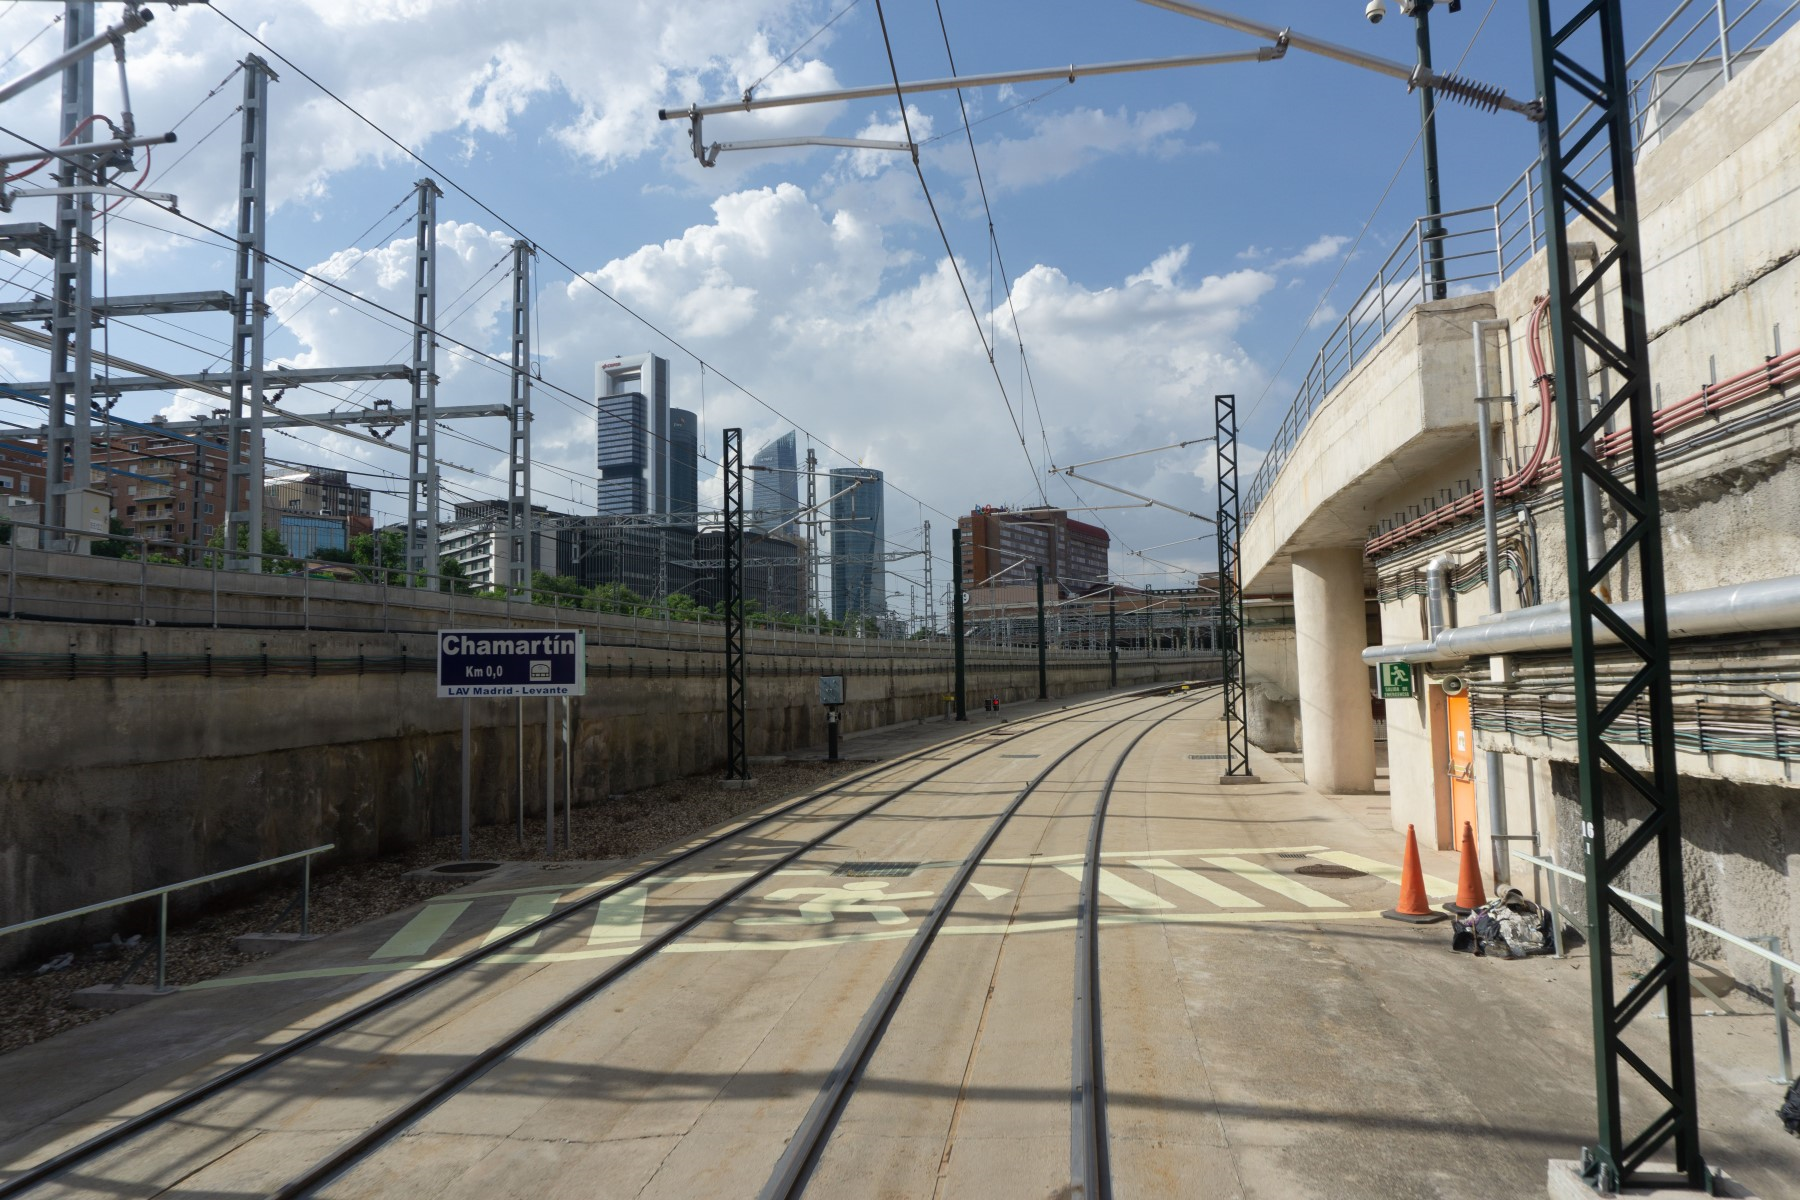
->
[[406, 178, 443, 578], [1531, 1, 1704, 1189], [225, 55, 274, 569], [722, 428, 749, 780], [46, 2, 96, 553], [1214, 393, 1251, 778], [505, 239, 534, 592]]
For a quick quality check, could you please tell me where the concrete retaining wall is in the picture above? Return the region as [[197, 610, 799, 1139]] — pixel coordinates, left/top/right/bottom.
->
[[0, 618, 1211, 967]]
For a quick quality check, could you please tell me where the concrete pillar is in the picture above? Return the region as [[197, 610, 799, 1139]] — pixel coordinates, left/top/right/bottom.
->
[[1291, 546, 1376, 793]]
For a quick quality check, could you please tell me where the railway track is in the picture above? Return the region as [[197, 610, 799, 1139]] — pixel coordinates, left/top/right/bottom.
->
[[757, 687, 1214, 1199], [0, 682, 1212, 1198]]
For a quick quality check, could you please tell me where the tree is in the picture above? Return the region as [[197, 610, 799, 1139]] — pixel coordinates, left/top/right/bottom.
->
[[90, 517, 135, 559], [530, 569, 586, 609], [202, 523, 295, 572], [437, 554, 474, 595]]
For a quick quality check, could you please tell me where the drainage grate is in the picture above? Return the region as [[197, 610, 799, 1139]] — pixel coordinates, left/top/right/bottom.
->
[[1001, 753, 1040, 759], [1296, 863, 1369, 879], [1187, 754, 1227, 761], [1276, 852, 1309, 859], [833, 862, 920, 878]]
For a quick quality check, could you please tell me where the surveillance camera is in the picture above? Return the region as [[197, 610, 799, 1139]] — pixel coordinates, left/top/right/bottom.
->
[[1365, 0, 1388, 22]]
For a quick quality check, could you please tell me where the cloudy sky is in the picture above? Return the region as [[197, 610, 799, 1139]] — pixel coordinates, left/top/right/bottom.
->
[[0, 0, 1601, 609]]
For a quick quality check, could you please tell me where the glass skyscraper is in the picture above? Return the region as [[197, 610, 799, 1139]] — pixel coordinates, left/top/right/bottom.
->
[[594, 353, 696, 520], [829, 466, 884, 622], [751, 431, 799, 531]]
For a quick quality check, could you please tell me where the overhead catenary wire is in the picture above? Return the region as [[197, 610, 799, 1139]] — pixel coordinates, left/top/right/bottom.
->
[[869, 0, 1043, 505], [204, 3, 957, 531]]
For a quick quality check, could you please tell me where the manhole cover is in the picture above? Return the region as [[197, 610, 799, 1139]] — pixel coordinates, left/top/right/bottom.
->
[[834, 862, 920, 878], [1296, 863, 1368, 879]]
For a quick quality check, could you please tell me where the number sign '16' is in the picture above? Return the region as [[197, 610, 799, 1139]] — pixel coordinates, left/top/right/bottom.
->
[[437, 629, 588, 698]]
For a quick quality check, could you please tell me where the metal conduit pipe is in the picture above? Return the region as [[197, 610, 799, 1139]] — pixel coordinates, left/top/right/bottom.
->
[[1361, 573, 1800, 664], [1472, 316, 1513, 884]]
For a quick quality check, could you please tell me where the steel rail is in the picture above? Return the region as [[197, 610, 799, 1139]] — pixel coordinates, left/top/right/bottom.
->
[[759, 685, 1218, 1198], [1073, 700, 1189, 1200], [0, 686, 1167, 1198], [267, 686, 1207, 1199]]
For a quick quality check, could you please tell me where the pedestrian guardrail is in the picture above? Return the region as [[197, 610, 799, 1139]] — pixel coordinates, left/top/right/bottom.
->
[[1514, 849, 1795, 1085], [0, 844, 335, 994]]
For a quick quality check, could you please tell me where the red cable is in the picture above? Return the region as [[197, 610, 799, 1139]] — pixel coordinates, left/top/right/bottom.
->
[[3, 114, 108, 182]]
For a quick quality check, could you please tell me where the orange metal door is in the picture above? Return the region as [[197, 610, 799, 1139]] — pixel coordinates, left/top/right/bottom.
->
[[1446, 690, 1478, 846]]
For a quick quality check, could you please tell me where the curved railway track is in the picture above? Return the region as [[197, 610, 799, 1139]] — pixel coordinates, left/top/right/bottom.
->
[[756, 689, 1210, 1199], [0, 681, 1212, 1198]]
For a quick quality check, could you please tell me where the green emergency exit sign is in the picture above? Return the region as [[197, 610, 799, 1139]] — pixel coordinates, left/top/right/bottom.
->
[[1379, 661, 1414, 699]]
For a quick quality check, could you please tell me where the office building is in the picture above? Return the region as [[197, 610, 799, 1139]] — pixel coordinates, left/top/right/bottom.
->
[[265, 465, 373, 536], [829, 466, 884, 621], [957, 506, 1111, 600], [595, 354, 697, 523], [691, 529, 806, 614]]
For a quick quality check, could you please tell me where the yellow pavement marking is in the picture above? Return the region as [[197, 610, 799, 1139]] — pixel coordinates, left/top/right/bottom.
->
[[983, 845, 1328, 866], [1311, 850, 1455, 898], [1131, 859, 1261, 908], [431, 868, 834, 903], [187, 907, 1392, 989], [480, 894, 558, 948], [1056, 865, 1175, 910], [1201, 856, 1348, 909], [589, 886, 647, 945], [370, 901, 469, 960]]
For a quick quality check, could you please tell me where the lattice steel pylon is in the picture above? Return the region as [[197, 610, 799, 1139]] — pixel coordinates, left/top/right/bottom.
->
[[1214, 393, 1251, 779], [722, 428, 750, 780], [505, 239, 534, 593], [406, 178, 443, 578], [1531, 1, 1704, 1189], [225, 55, 274, 570], [45, 3, 95, 555]]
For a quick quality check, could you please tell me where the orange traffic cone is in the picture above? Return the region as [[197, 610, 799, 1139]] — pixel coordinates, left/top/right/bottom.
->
[[1382, 824, 1447, 924], [1452, 821, 1488, 914]]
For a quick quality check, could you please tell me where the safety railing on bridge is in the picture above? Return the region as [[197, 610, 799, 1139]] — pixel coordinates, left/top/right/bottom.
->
[[1242, 0, 1797, 523]]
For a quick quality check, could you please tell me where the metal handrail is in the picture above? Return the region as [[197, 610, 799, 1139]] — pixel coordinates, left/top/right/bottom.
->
[[1243, 0, 1796, 524], [1514, 850, 1794, 1084], [0, 843, 335, 993]]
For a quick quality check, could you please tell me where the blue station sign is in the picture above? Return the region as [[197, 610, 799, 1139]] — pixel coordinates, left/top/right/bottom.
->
[[436, 629, 587, 698]]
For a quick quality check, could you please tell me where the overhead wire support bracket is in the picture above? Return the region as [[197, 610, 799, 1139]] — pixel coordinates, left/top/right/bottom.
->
[[0, 4, 156, 109], [664, 46, 1288, 166], [1052, 465, 1216, 525], [1132, 0, 1542, 121]]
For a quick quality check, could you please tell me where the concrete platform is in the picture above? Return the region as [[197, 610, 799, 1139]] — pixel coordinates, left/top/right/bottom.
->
[[1547, 1160, 1759, 1198], [1, 690, 1792, 1198]]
